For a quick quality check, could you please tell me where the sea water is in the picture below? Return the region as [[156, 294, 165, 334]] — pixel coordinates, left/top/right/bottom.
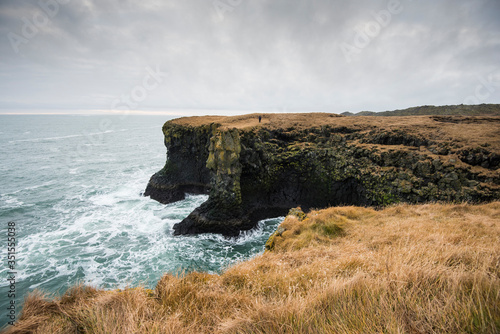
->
[[0, 115, 282, 328]]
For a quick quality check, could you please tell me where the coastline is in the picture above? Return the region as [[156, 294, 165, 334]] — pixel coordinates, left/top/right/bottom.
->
[[3, 108, 500, 332], [146, 112, 500, 236], [4, 201, 499, 333]]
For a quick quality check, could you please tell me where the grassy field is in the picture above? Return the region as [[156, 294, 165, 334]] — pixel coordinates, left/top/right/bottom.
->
[[4, 202, 500, 334], [170, 112, 500, 155]]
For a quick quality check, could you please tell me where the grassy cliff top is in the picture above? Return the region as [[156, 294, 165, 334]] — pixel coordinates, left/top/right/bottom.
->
[[170, 112, 342, 130], [171, 104, 500, 129], [7, 202, 500, 333], [170, 112, 500, 153]]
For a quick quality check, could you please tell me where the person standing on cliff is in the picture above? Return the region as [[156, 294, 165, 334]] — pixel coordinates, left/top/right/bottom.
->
[[258, 115, 262, 123]]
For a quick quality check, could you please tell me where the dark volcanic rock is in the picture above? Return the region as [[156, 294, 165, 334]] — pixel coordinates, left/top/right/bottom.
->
[[145, 112, 500, 236], [143, 123, 214, 203], [458, 148, 500, 170]]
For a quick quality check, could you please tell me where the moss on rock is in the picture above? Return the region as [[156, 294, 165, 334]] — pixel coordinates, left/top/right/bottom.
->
[[145, 112, 500, 236]]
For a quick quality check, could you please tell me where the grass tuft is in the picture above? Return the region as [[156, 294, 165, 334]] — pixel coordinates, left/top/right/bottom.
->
[[3, 202, 500, 333]]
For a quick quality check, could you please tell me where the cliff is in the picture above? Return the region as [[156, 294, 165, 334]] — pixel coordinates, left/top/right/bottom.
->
[[144, 112, 500, 236]]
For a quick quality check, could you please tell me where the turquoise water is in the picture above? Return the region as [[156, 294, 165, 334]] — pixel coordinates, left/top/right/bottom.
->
[[0, 115, 282, 328]]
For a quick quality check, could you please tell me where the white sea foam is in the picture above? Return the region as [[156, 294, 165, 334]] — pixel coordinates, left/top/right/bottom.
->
[[16, 192, 278, 290], [0, 194, 24, 208], [8, 128, 131, 144], [0, 116, 282, 325], [9, 134, 84, 143], [23, 181, 57, 191]]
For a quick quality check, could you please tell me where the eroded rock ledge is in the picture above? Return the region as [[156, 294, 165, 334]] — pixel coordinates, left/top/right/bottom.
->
[[144, 113, 500, 236]]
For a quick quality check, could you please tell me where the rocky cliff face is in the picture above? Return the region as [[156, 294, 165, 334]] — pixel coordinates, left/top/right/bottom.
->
[[145, 113, 500, 236], [144, 123, 215, 203]]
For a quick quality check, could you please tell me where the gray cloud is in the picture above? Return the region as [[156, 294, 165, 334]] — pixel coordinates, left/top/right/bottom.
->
[[0, 0, 499, 114]]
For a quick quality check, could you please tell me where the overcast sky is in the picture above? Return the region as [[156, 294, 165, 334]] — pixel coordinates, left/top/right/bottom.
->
[[0, 0, 499, 115]]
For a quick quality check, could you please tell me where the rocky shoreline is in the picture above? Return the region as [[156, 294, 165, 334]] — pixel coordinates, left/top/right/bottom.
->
[[145, 110, 500, 236]]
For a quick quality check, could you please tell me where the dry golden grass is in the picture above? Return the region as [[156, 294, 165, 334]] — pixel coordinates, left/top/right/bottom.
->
[[171, 113, 500, 154], [4, 202, 500, 334]]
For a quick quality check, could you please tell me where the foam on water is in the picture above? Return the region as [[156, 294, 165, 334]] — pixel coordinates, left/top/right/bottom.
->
[[0, 115, 283, 328], [12, 192, 279, 291], [7, 128, 132, 144], [0, 194, 25, 209]]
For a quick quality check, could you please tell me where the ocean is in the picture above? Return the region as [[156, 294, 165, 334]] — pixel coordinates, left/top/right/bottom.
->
[[0, 115, 282, 328]]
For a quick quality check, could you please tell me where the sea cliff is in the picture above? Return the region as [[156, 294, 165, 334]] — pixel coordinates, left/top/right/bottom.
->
[[145, 112, 500, 236]]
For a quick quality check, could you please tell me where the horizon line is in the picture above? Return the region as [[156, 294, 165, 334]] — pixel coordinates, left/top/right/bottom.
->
[[0, 109, 346, 116]]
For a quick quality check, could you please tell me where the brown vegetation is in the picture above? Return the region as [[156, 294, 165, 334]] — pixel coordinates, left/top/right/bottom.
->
[[345, 104, 500, 117], [4, 202, 500, 333], [172, 113, 500, 153]]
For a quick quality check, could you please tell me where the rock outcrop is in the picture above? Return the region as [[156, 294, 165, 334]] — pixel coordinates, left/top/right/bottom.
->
[[145, 112, 500, 236]]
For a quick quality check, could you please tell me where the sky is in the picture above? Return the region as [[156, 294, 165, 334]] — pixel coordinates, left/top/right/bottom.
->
[[0, 0, 499, 116]]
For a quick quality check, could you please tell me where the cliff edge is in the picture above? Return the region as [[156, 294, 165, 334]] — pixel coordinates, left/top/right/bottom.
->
[[144, 112, 500, 236]]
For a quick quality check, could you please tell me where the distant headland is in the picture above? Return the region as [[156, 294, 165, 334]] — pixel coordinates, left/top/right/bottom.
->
[[144, 104, 500, 236]]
